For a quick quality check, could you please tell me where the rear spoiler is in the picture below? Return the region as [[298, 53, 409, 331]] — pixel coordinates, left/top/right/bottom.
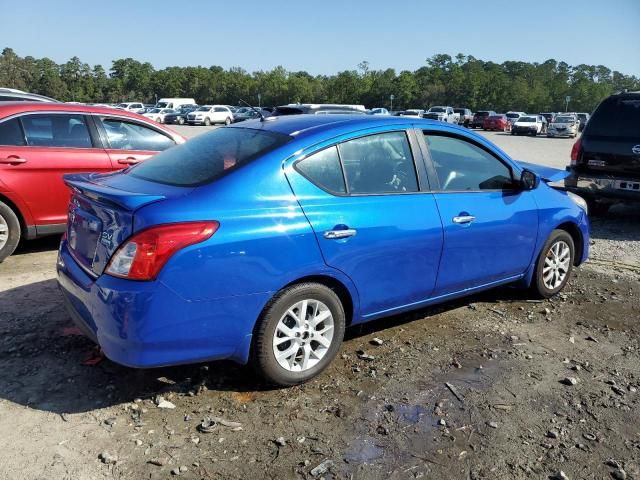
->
[[516, 161, 570, 183], [64, 173, 165, 211]]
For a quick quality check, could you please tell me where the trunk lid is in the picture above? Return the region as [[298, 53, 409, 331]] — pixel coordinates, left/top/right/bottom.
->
[[64, 172, 188, 276], [579, 135, 640, 178]]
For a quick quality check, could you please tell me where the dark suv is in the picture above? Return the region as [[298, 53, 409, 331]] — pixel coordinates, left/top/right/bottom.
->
[[565, 91, 640, 213]]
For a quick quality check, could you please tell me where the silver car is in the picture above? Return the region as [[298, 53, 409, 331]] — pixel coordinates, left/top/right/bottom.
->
[[547, 114, 580, 138]]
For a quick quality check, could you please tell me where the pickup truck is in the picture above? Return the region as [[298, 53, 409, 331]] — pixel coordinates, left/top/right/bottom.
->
[[423, 106, 457, 123]]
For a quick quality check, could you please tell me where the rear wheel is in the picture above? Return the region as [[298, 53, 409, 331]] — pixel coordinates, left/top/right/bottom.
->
[[178, 117, 185, 125], [252, 283, 346, 386], [204, 117, 211, 126], [225, 117, 232, 125], [0, 201, 21, 262], [531, 229, 575, 298]]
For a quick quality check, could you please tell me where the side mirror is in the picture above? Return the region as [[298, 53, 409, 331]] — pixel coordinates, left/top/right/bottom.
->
[[520, 169, 539, 190]]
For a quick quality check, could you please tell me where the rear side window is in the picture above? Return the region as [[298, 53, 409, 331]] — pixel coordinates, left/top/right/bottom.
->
[[21, 114, 92, 148], [587, 96, 640, 138], [296, 146, 346, 194], [129, 127, 290, 186], [0, 118, 26, 146], [339, 131, 418, 194], [102, 119, 175, 151], [425, 134, 513, 191]]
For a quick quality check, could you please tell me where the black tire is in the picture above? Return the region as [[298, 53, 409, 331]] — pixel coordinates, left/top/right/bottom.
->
[[224, 117, 232, 125], [586, 198, 611, 216], [251, 283, 346, 386], [178, 117, 185, 125], [0, 201, 21, 262], [531, 229, 575, 299], [204, 117, 211, 126]]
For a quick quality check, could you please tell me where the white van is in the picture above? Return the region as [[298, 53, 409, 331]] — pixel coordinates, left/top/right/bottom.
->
[[155, 98, 196, 110]]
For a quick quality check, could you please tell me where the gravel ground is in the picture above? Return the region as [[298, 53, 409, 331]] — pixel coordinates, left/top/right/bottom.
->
[[0, 126, 638, 480]]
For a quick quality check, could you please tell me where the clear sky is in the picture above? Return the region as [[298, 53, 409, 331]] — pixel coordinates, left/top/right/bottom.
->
[[1, 0, 639, 76]]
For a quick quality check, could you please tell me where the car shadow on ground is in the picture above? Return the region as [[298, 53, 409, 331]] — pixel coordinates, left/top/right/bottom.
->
[[0, 277, 530, 416], [12, 235, 62, 256], [589, 203, 640, 243]]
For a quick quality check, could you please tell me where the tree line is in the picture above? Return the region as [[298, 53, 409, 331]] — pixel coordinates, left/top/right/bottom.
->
[[1, 47, 638, 113]]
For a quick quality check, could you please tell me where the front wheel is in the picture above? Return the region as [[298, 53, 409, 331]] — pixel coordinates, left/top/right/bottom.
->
[[178, 117, 185, 125], [204, 117, 211, 126], [0, 201, 21, 262], [531, 230, 575, 298], [252, 283, 346, 386]]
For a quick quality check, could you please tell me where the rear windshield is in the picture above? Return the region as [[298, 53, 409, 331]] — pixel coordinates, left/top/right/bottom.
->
[[555, 116, 575, 123], [587, 96, 640, 138], [128, 127, 290, 186], [429, 107, 445, 112], [475, 111, 490, 117], [518, 116, 537, 122], [506, 113, 520, 118]]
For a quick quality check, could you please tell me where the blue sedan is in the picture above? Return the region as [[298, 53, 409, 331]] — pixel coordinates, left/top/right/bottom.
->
[[57, 115, 589, 385]]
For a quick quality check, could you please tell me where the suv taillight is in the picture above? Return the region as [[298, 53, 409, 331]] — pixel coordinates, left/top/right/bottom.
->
[[570, 137, 582, 165], [106, 221, 219, 280]]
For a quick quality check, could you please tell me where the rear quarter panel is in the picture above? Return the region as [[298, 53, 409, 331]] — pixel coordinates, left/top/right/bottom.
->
[[133, 145, 360, 307]]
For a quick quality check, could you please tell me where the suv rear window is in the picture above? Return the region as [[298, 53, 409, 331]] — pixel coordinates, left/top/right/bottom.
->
[[587, 96, 640, 138], [128, 127, 290, 186]]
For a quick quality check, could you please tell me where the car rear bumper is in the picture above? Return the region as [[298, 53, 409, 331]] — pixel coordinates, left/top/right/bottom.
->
[[56, 240, 270, 368], [547, 129, 576, 137], [565, 171, 640, 202], [513, 127, 538, 134]]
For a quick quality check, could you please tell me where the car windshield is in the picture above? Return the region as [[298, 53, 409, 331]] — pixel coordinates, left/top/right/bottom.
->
[[587, 97, 640, 138], [555, 117, 574, 123], [196, 106, 210, 111], [128, 127, 291, 187], [577, 114, 587, 120], [453, 109, 464, 114], [488, 115, 503, 120], [518, 116, 537, 122], [429, 107, 445, 113], [148, 109, 161, 113], [156, 102, 169, 108], [117, 104, 128, 108], [506, 113, 520, 118]]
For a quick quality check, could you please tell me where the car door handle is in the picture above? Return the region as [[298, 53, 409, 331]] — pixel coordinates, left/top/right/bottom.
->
[[452, 215, 476, 224], [117, 157, 140, 165], [324, 228, 357, 239], [0, 155, 27, 165]]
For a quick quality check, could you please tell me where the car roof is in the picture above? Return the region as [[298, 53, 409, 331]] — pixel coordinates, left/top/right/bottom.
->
[[229, 114, 447, 138], [0, 101, 151, 118]]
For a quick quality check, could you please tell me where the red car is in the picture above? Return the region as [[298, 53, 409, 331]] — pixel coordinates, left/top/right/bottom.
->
[[0, 102, 185, 261], [483, 114, 509, 131]]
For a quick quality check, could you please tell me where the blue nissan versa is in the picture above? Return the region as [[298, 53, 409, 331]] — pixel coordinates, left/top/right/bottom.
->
[[57, 115, 589, 385]]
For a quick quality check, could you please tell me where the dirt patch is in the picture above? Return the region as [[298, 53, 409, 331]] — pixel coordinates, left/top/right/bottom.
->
[[0, 214, 639, 479]]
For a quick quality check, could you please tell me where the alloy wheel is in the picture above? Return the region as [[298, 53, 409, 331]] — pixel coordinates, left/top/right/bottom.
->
[[542, 240, 571, 290], [272, 299, 335, 372]]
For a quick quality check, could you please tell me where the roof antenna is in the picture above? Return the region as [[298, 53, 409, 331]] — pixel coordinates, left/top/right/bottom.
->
[[238, 99, 265, 122]]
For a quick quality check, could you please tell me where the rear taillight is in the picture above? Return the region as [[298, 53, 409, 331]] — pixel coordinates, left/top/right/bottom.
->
[[106, 221, 219, 280], [570, 137, 582, 165]]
